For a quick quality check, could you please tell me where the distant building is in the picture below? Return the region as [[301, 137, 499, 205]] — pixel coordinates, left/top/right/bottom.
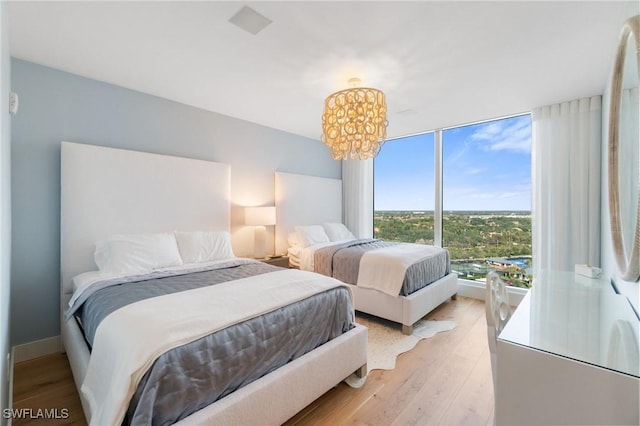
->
[[451, 261, 493, 278], [486, 257, 527, 269]]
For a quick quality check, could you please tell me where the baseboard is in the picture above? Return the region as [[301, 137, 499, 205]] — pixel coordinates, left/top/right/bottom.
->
[[7, 349, 13, 426], [457, 279, 526, 307], [457, 280, 485, 300], [12, 336, 61, 363]]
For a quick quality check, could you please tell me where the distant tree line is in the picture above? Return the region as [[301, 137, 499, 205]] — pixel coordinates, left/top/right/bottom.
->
[[374, 211, 532, 261], [374, 211, 533, 288]]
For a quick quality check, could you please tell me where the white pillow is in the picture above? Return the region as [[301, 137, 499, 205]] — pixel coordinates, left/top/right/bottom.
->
[[94, 233, 183, 275], [295, 225, 330, 248], [72, 270, 109, 293], [323, 222, 356, 242], [287, 232, 300, 247], [174, 231, 235, 264]]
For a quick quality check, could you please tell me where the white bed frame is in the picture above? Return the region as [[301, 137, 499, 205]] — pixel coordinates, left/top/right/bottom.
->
[[275, 171, 458, 334], [60, 142, 367, 425]]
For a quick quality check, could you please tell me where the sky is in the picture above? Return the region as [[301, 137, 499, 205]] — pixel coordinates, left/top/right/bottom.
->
[[374, 114, 531, 211]]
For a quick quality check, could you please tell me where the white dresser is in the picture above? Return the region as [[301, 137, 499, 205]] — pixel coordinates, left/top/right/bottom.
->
[[496, 270, 639, 425]]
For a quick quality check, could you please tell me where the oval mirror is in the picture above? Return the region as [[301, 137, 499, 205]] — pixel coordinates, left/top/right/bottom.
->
[[608, 15, 640, 282]]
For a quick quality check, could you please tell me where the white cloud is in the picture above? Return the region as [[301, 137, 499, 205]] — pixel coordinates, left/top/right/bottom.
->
[[465, 167, 485, 175], [470, 115, 531, 154], [457, 180, 530, 200]]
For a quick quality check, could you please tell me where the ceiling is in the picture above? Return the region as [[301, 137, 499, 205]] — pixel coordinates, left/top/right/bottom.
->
[[8, 1, 639, 140]]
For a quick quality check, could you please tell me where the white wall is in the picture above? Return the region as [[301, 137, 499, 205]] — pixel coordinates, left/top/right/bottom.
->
[[10, 58, 340, 346], [0, 1, 11, 423]]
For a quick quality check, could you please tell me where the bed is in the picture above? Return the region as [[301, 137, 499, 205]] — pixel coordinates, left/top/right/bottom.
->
[[275, 172, 458, 335], [60, 142, 367, 425]]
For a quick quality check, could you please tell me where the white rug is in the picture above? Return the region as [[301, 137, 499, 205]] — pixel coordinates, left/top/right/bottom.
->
[[344, 315, 456, 388]]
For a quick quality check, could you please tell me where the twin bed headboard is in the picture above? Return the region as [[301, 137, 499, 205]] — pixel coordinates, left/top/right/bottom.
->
[[60, 142, 231, 299], [274, 172, 342, 255]]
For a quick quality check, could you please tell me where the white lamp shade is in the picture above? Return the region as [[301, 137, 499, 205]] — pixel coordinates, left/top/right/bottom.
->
[[245, 206, 276, 226]]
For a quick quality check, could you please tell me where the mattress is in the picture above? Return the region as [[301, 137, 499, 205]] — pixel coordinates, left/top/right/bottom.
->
[[311, 239, 450, 296], [72, 260, 355, 425]]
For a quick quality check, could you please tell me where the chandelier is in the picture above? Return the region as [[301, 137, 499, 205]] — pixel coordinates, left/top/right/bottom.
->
[[321, 78, 388, 160]]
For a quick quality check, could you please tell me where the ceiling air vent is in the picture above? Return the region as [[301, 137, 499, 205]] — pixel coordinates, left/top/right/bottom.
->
[[228, 6, 272, 35]]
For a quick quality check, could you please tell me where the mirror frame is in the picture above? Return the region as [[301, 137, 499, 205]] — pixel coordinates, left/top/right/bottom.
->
[[608, 15, 640, 282]]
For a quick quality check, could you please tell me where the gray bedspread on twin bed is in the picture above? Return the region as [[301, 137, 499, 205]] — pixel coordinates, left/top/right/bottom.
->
[[314, 239, 450, 296], [75, 261, 355, 426]]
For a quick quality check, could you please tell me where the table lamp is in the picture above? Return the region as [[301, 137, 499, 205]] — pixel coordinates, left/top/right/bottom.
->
[[244, 206, 276, 259]]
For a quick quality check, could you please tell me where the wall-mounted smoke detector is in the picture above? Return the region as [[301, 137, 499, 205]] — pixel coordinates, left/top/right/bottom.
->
[[228, 6, 272, 36]]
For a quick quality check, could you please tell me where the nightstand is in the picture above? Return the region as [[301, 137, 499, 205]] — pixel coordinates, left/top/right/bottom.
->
[[260, 256, 290, 268]]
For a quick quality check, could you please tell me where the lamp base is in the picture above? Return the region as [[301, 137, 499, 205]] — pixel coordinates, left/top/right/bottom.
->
[[253, 226, 267, 259]]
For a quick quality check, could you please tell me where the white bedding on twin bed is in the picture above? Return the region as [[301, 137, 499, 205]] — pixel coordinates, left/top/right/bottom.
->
[[356, 243, 447, 296], [275, 172, 457, 334], [287, 247, 301, 267], [295, 239, 448, 296], [81, 268, 349, 426], [296, 240, 360, 272]]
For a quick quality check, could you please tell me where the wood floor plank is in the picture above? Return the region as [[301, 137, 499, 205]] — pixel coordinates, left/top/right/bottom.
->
[[12, 355, 74, 403], [338, 298, 490, 426], [12, 296, 492, 426], [11, 354, 85, 426], [437, 346, 494, 426], [345, 306, 471, 424], [390, 352, 478, 425], [287, 379, 386, 426], [390, 311, 490, 426]]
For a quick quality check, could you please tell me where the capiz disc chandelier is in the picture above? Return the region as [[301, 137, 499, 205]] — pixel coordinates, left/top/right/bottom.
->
[[321, 78, 388, 160]]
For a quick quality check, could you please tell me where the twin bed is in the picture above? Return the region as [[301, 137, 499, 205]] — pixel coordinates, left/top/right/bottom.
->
[[275, 172, 458, 335], [60, 142, 367, 425]]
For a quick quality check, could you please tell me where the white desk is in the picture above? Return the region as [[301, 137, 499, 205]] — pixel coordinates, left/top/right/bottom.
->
[[496, 270, 639, 425]]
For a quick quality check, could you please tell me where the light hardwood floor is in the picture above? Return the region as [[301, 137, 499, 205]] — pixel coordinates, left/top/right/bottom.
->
[[12, 296, 492, 425]]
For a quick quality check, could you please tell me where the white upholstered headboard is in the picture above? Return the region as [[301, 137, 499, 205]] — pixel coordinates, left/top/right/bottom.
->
[[274, 172, 342, 254], [60, 142, 231, 301]]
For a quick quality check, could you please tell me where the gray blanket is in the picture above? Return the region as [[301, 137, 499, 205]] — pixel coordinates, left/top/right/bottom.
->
[[79, 261, 277, 347], [314, 239, 450, 296], [76, 262, 355, 426]]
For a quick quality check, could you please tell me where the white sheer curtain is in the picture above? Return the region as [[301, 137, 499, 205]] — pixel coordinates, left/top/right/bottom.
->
[[342, 158, 373, 238], [532, 96, 601, 276]]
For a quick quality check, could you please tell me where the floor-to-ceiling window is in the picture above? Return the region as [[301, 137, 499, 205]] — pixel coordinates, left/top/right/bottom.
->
[[374, 114, 532, 288], [442, 114, 532, 288], [373, 132, 435, 244]]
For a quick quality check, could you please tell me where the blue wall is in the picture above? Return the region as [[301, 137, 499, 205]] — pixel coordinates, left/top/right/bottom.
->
[[10, 58, 340, 345], [1, 2, 12, 421]]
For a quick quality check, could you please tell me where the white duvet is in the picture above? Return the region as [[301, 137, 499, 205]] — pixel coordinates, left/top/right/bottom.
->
[[80, 268, 348, 426], [298, 240, 446, 296], [357, 243, 445, 296], [298, 240, 351, 272]]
